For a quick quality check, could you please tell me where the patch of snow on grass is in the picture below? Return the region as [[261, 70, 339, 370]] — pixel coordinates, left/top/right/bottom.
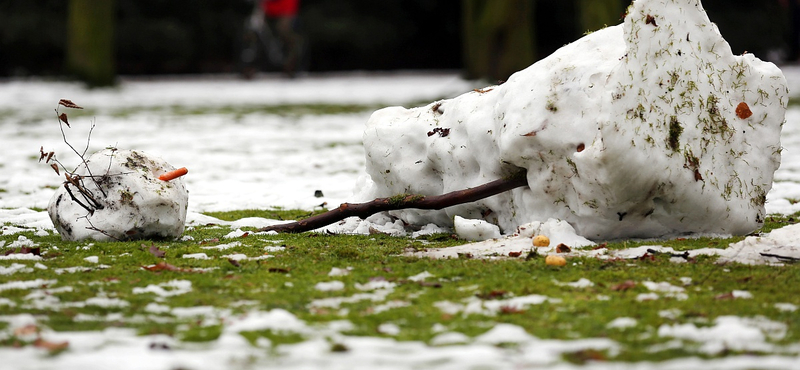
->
[[775, 303, 798, 312], [0, 263, 32, 275], [223, 229, 249, 239], [328, 267, 350, 276], [732, 290, 753, 299], [636, 292, 660, 302], [182, 253, 210, 260], [200, 241, 241, 250], [144, 303, 171, 314], [85, 297, 130, 308], [308, 289, 394, 311], [658, 316, 787, 355], [554, 278, 594, 288], [435, 294, 560, 317], [377, 323, 401, 336], [0, 253, 42, 261], [355, 280, 396, 291], [264, 245, 286, 252], [370, 300, 410, 314], [315, 281, 345, 292], [659, 309, 683, 320], [430, 331, 471, 346], [607, 317, 638, 329], [0, 279, 57, 292], [643, 281, 688, 300], [222, 253, 273, 261], [224, 309, 310, 334], [133, 280, 192, 297], [407, 271, 434, 282]]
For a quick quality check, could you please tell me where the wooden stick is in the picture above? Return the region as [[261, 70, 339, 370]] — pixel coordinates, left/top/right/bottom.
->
[[260, 171, 528, 233]]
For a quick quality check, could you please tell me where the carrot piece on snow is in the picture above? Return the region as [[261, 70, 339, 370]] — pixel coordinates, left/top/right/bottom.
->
[[159, 167, 188, 181]]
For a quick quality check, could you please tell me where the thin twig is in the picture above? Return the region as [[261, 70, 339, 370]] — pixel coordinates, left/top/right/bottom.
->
[[646, 248, 690, 260], [55, 106, 106, 198], [81, 118, 96, 158], [82, 216, 121, 241], [63, 183, 95, 215], [65, 174, 104, 210]]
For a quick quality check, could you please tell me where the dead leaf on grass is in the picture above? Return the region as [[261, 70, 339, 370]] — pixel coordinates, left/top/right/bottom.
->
[[4, 246, 41, 256], [477, 290, 508, 300], [13, 324, 39, 337], [142, 261, 200, 273], [228, 259, 241, 267], [564, 349, 607, 364], [714, 292, 735, 300], [33, 338, 69, 351], [637, 253, 656, 261], [610, 280, 636, 291], [144, 244, 166, 258], [499, 305, 526, 314]]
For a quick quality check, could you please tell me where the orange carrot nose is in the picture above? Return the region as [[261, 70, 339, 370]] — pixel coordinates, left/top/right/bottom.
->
[[159, 167, 188, 181]]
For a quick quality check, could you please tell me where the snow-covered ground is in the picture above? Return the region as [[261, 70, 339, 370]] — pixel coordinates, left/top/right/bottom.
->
[[2, 67, 800, 368], [0, 72, 476, 215], [3, 68, 800, 223]]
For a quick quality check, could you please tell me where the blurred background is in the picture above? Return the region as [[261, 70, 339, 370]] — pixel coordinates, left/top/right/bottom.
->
[[0, 0, 793, 86]]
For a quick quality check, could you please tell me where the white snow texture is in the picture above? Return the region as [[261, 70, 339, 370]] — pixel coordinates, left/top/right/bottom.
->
[[357, 0, 788, 240], [48, 149, 188, 241]]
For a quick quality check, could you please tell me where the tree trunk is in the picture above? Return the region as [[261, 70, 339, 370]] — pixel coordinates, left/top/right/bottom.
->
[[462, 0, 536, 82], [67, 0, 116, 87], [577, 0, 623, 34]]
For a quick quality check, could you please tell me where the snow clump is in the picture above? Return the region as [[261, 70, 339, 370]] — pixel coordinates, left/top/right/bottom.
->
[[355, 0, 787, 240], [48, 149, 188, 241]]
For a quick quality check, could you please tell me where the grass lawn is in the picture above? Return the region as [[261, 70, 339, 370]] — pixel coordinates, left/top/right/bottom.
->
[[2, 209, 798, 365]]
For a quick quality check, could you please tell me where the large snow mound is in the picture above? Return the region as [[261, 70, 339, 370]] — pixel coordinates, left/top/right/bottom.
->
[[356, 0, 788, 240]]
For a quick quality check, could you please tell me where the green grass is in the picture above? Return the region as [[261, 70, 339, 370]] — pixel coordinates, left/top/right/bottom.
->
[[203, 207, 329, 222], [1, 212, 799, 363]]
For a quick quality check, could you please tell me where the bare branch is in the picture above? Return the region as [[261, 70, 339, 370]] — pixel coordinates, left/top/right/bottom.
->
[[260, 171, 528, 233], [55, 104, 107, 198]]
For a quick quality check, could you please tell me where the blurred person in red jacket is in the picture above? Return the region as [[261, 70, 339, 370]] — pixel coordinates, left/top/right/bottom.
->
[[261, 0, 303, 77]]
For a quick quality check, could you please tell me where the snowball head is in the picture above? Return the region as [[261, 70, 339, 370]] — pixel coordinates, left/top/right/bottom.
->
[[48, 149, 189, 241], [356, 0, 787, 240]]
